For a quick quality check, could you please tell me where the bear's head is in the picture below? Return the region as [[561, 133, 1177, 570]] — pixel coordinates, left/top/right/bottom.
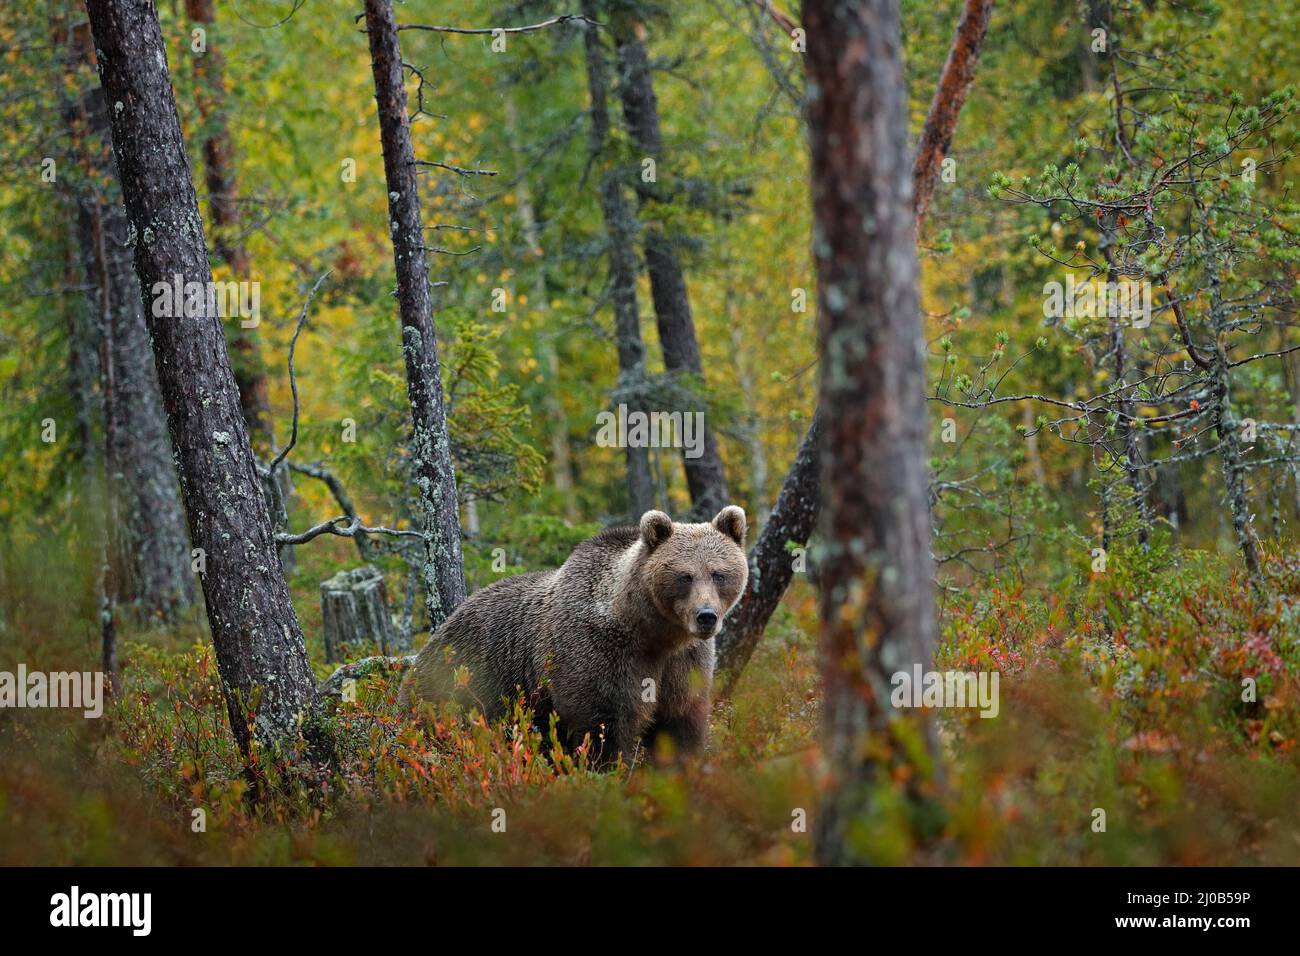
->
[[638, 506, 749, 642]]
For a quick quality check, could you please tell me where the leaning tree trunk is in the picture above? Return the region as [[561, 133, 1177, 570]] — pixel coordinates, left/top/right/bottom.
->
[[911, 0, 994, 228], [62, 16, 194, 623], [183, 0, 295, 574], [806, 0, 938, 866], [581, 4, 655, 519], [183, 0, 273, 452], [715, 413, 820, 690], [84, 0, 319, 762], [715, 0, 993, 693], [612, 16, 730, 520], [363, 0, 467, 628]]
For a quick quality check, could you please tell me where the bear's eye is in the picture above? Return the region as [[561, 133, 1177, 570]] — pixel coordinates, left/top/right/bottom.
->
[[711, 571, 728, 586], [675, 573, 693, 588]]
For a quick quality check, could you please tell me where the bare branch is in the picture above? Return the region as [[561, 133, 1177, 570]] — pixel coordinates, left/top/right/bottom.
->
[[276, 516, 424, 547], [394, 14, 597, 37], [268, 271, 331, 477]]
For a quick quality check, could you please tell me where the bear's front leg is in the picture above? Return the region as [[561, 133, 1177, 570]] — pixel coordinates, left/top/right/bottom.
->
[[643, 640, 713, 761], [592, 711, 644, 769]]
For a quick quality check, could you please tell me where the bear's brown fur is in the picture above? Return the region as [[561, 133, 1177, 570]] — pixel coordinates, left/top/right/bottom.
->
[[399, 506, 749, 765]]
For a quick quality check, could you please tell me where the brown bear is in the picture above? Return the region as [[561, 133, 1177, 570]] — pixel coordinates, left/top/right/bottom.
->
[[399, 506, 749, 766]]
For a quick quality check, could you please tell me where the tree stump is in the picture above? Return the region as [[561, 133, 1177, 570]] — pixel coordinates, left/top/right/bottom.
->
[[320, 566, 396, 662]]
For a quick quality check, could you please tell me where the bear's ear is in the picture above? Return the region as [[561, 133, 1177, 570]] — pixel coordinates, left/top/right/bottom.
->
[[712, 505, 746, 546], [639, 510, 674, 550]]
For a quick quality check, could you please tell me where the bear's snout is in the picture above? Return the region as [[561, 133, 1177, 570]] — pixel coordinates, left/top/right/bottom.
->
[[694, 608, 719, 636]]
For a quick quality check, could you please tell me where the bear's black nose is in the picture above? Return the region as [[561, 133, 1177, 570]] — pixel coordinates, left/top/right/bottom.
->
[[695, 609, 718, 632]]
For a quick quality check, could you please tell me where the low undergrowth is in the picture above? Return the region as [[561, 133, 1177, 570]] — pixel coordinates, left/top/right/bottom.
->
[[2, 537, 1298, 865]]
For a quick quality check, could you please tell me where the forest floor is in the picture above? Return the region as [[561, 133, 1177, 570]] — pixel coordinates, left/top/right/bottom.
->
[[2, 533, 1299, 865]]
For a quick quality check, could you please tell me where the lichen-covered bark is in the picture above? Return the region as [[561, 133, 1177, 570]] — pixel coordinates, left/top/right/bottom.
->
[[63, 18, 194, 622], [363, 0, 467, 626], [581, 3, 654, 519], [1206, 253, 1263, 589], [183, 0, 272, 452], [805, 0, 937, 866], [1102, 241, 1151, 546], [84, 0, 318, 759], [911, 0, 994, 228], [612, 17, 730, 519]]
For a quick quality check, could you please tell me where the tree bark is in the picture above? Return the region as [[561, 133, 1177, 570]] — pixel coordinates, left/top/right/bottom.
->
[[716, 0, 992, 692], [581, 4, 655, 519], [715, 414, 820, 690], [62, 16, 194, 623], [1205, 255, 1263, 589], [911, 0, 994, 229], [363, 0, 467, 627], [612, 17, 730, 519], [1283, 351, 1300, 520], [84, 0, 319, 761], [1103, 242, 1151, 546], [320, 566, 396, 662], [183, 0, 273, 452], [805, 0, 937, 867]]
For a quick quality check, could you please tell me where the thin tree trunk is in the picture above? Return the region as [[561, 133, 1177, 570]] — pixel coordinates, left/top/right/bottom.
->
[[62, 15, 194, 623], [911, 0, 994, 228], [1021, 403, 1047, 487], [716, 0, 992, 691], [1283, 351, 1300, 519], [1103, 239, 1150, 546], [806, 0, 937, 867], [183, 0, 273, 452], [1206, 254, 1263, 589], [715, 414, 820, 690], [728, 318, 770, 524], [612, 16, 730, 519], [95, 243, 120, 692], [581, 4, 654, 519], [363, 0, 467, 627], [504, 95, 578, 521], [84, 0, 319, 762]]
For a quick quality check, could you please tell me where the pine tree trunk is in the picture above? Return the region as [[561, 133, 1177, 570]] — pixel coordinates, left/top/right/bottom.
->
[[713, 0, 992, 693], [715, 413, 820, 690], [1104, 240, 1151, 546], [363, 0, 467, 627], [805, 0, 937, 866], [911, 0, 994, 228], [183, 0, 273, 453], [1283, 351, 1300, 520], [84, 0, 319, 761], [612, 17, 730, 519], [62, 17, 194, 623], [581, 5, 654, 520]]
